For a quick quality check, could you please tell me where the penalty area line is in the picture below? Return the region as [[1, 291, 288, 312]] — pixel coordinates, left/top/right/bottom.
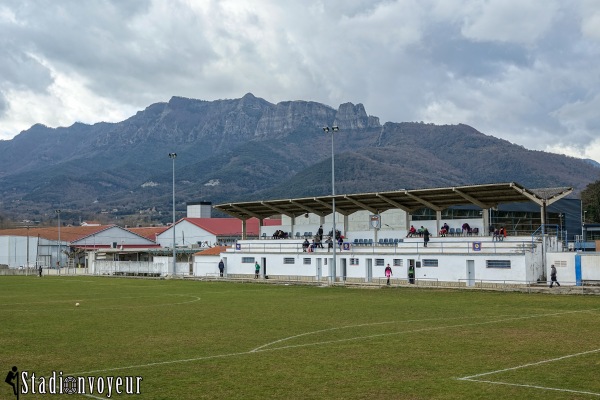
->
[[71, 309, 599, 375], [458, 378, 600, 397], [459, 348, 600, 380], [458, 348, 600, 397]]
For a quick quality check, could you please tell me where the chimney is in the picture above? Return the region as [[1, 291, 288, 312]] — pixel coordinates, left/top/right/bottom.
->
[[187, 201, 212, 218]]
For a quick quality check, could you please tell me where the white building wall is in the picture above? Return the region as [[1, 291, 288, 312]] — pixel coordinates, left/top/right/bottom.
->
[[73, 226, 156, 247], [156, 221, 216, 248], [582, 254, 600, 281], [0, 235, 42, 268], [220, 242, 535, 284], [194, 256, 222, 276]]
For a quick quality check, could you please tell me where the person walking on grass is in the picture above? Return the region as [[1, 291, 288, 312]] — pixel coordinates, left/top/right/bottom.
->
[[385, 264, 392, 286], [550, 264, 560, 288], [255, 262, 260, 279]]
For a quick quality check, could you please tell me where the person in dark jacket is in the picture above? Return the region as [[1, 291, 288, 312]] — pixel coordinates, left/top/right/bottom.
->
[[218, 259, 224, 277], [550, 264, 560, 288], [423, 228, 430, 247]]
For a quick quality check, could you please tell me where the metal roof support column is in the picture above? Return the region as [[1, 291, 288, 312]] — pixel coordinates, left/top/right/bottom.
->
[[540, 201, 547, 281], [242, 219, 247, 240], [343, 214, 349, 238], [436, 210, 442, 235], [482, 208, 490, 236], [291, 215, 296, 238], [405, 212, 411, 232]]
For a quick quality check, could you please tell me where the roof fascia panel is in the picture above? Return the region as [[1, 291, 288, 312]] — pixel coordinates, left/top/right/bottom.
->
[[452, 188, 492, 209], [404, 190, 443, 212]]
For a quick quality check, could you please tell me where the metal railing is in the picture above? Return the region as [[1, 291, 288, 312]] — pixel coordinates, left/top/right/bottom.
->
[[232, 239, 537, 255]]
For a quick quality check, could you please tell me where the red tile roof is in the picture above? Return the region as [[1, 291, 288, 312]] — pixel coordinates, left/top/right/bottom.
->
[[183, 217, 281, 236], [128, 226, 169, 241], [193, 246, 230, 256], [0, 225, 112, 242]]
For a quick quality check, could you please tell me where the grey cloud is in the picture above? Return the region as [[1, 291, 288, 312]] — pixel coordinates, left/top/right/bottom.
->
[[0, 43, 53, 91], [1, 0, 600, 161]]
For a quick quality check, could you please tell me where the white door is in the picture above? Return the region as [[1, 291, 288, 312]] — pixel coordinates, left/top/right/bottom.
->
[[466, 260, 475, 287], [316, 258, 322, 281]]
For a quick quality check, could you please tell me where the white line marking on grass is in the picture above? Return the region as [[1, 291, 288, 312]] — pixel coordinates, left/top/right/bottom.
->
[[249, 314, 528, 353], [250, 321, 398, 352], [459, 348, 600, 380], [459, 378, 600, 397], [458, 348, 600, 396], [68, 308, 598, 375], [253, 308, 600, 352]]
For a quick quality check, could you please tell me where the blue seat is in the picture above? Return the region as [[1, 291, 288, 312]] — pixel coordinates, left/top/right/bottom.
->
[[367, 239, 373, 246], [455, 228, 462, 236], [393, 238, 399, 245], [449, 228, 455, 236], [354, 238, 359, 245], [358, 238, 364, 246], [383, 238, 389, 246], [379, 238, 385, 246], [296, 232, 301, 238]]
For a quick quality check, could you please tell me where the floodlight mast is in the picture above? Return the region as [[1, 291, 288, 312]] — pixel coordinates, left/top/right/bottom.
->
[[323, 126, 339, 284], [55, 209, 61, 272], [169, 153, 177, 276]]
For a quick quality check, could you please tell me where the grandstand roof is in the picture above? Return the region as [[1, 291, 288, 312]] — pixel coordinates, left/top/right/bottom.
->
[[213, 182, 573, 220]]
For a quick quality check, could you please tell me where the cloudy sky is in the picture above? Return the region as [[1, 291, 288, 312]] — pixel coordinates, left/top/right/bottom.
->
[[1, 0, 600, 161]]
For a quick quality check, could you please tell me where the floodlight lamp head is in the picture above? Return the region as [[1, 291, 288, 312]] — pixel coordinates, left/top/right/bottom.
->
[[322, 127, 329, 132], [169, 153, 177, 158], [332, 126, 339, 131]]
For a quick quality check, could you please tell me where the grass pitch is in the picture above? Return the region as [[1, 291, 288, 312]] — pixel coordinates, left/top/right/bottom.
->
[[1, 276, 599, 399]]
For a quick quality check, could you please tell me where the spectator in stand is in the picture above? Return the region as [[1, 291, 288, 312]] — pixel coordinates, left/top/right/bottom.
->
[[493, 228, 500, 241], [418, 226, 425, 237], [315, 235, 323, 248], [462, 222, 471, 236], [443, 222, 450, 233], [423, 228, 430, 247], [407, 225, 417, 237], [326, 236, 333, 251], [302, 238, 310, 252], [499, 226, 507, 241]]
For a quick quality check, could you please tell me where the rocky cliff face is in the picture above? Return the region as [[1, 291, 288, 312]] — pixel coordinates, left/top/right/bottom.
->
[[0, 93, 597, 224], [334, 103, 381, 129]]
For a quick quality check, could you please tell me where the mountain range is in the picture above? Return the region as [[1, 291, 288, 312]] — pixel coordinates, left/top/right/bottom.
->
[[1, 93, 598, 226]]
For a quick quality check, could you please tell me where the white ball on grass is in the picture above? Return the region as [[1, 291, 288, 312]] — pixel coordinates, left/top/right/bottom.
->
[[75, 302, 80, 307]]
